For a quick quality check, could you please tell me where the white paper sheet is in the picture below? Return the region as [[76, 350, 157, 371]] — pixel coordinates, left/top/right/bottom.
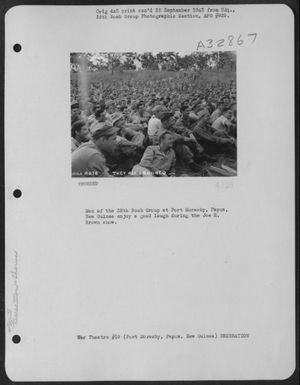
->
[[5, 4, 295, 381]]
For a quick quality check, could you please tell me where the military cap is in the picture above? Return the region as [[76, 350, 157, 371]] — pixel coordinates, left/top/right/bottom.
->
[[111, 112, 124, 125], [90, 121, 118, 140], [71, 101, 80, 109]]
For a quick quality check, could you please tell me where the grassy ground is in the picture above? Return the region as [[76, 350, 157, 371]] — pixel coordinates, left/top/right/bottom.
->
[[71, 69, 235, 85]]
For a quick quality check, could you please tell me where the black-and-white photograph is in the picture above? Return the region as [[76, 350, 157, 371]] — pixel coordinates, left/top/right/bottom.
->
[[70, 51, 237, 177], [5, 4, 296, 382]]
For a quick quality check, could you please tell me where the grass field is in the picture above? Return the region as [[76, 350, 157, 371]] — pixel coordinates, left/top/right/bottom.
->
[[71, 69, 236, 85]]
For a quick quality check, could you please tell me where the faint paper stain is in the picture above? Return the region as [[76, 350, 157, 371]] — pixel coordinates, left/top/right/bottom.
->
[[215, 180, 234, 192], [7, 250, 19, 332]]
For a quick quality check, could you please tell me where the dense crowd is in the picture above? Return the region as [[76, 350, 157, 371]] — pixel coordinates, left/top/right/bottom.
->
[[71, 76, 237, 177]]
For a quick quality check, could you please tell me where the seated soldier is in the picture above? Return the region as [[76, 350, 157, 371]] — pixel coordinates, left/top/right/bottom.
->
[[192, 109, 236, 160], [72, 121, 118, 177], [167, 105, 203, 172], [128, 100, 149, 127], [86, 101, 107, 127], [205, 107, 237, 159], [71, 101, 82, 124], [107, 112, 145, 175], [211, 107, 236, 141], [147, 105, 167, 144], [210, 101, 224, 123], [71, 119, 90, 152], [112, 112, 145, 148], [131, 131, 176, 177], [173, 104, 204, 156]]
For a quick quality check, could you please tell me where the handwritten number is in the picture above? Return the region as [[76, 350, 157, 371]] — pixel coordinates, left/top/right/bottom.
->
[[228, 35, 234, 46], [248, 33, 258, 43], [216, 39, 225, 47], [206, 39, 213, 49], [237, 34, 244, 45]]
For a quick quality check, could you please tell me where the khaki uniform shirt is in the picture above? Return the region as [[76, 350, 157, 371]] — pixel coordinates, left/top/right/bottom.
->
[[139, 145, 176, 174], [72, 141, 110, 177]]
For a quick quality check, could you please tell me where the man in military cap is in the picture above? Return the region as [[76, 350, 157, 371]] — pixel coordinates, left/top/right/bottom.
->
[[86, 100, 107, 127], [72, 121, 118, 177], [174, 103, 192, 132], [104, 112, 146, 175], [210, 101, 224, 123], [129, 101, 148, 126], [71, 101, 82, 124], [171, 103, 204, 170], [111, 112, 145, 149]]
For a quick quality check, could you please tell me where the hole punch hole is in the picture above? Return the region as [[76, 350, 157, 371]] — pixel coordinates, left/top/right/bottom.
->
[[13, 189, 22, 198], [13, 44, 22, 52], [12, 335, 21, 344]]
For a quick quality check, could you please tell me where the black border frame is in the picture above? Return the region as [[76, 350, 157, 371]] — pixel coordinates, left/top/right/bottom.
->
[[0, 0, 298, 384]]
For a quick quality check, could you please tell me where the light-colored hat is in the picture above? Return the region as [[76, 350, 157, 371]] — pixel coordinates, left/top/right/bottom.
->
[[188, 112, 199, 122], [111, 112, 124, 125], [152, 105, 170, 119], [90, 121, 117, 140], [152, 105, 167, 115]]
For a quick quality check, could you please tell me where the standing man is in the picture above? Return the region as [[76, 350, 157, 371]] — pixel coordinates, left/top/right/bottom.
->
[[72, 121, 118, 177]]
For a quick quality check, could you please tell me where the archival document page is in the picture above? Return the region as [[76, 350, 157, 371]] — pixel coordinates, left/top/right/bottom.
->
[[5, 4, 295, 381]]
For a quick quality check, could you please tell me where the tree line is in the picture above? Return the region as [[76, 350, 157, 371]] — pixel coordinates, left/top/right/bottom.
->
[[70, 51, 236, 73]]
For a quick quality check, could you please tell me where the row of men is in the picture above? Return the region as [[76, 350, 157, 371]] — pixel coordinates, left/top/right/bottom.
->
[[71, 78, 236, 121], [71, 101, 236, 177]]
